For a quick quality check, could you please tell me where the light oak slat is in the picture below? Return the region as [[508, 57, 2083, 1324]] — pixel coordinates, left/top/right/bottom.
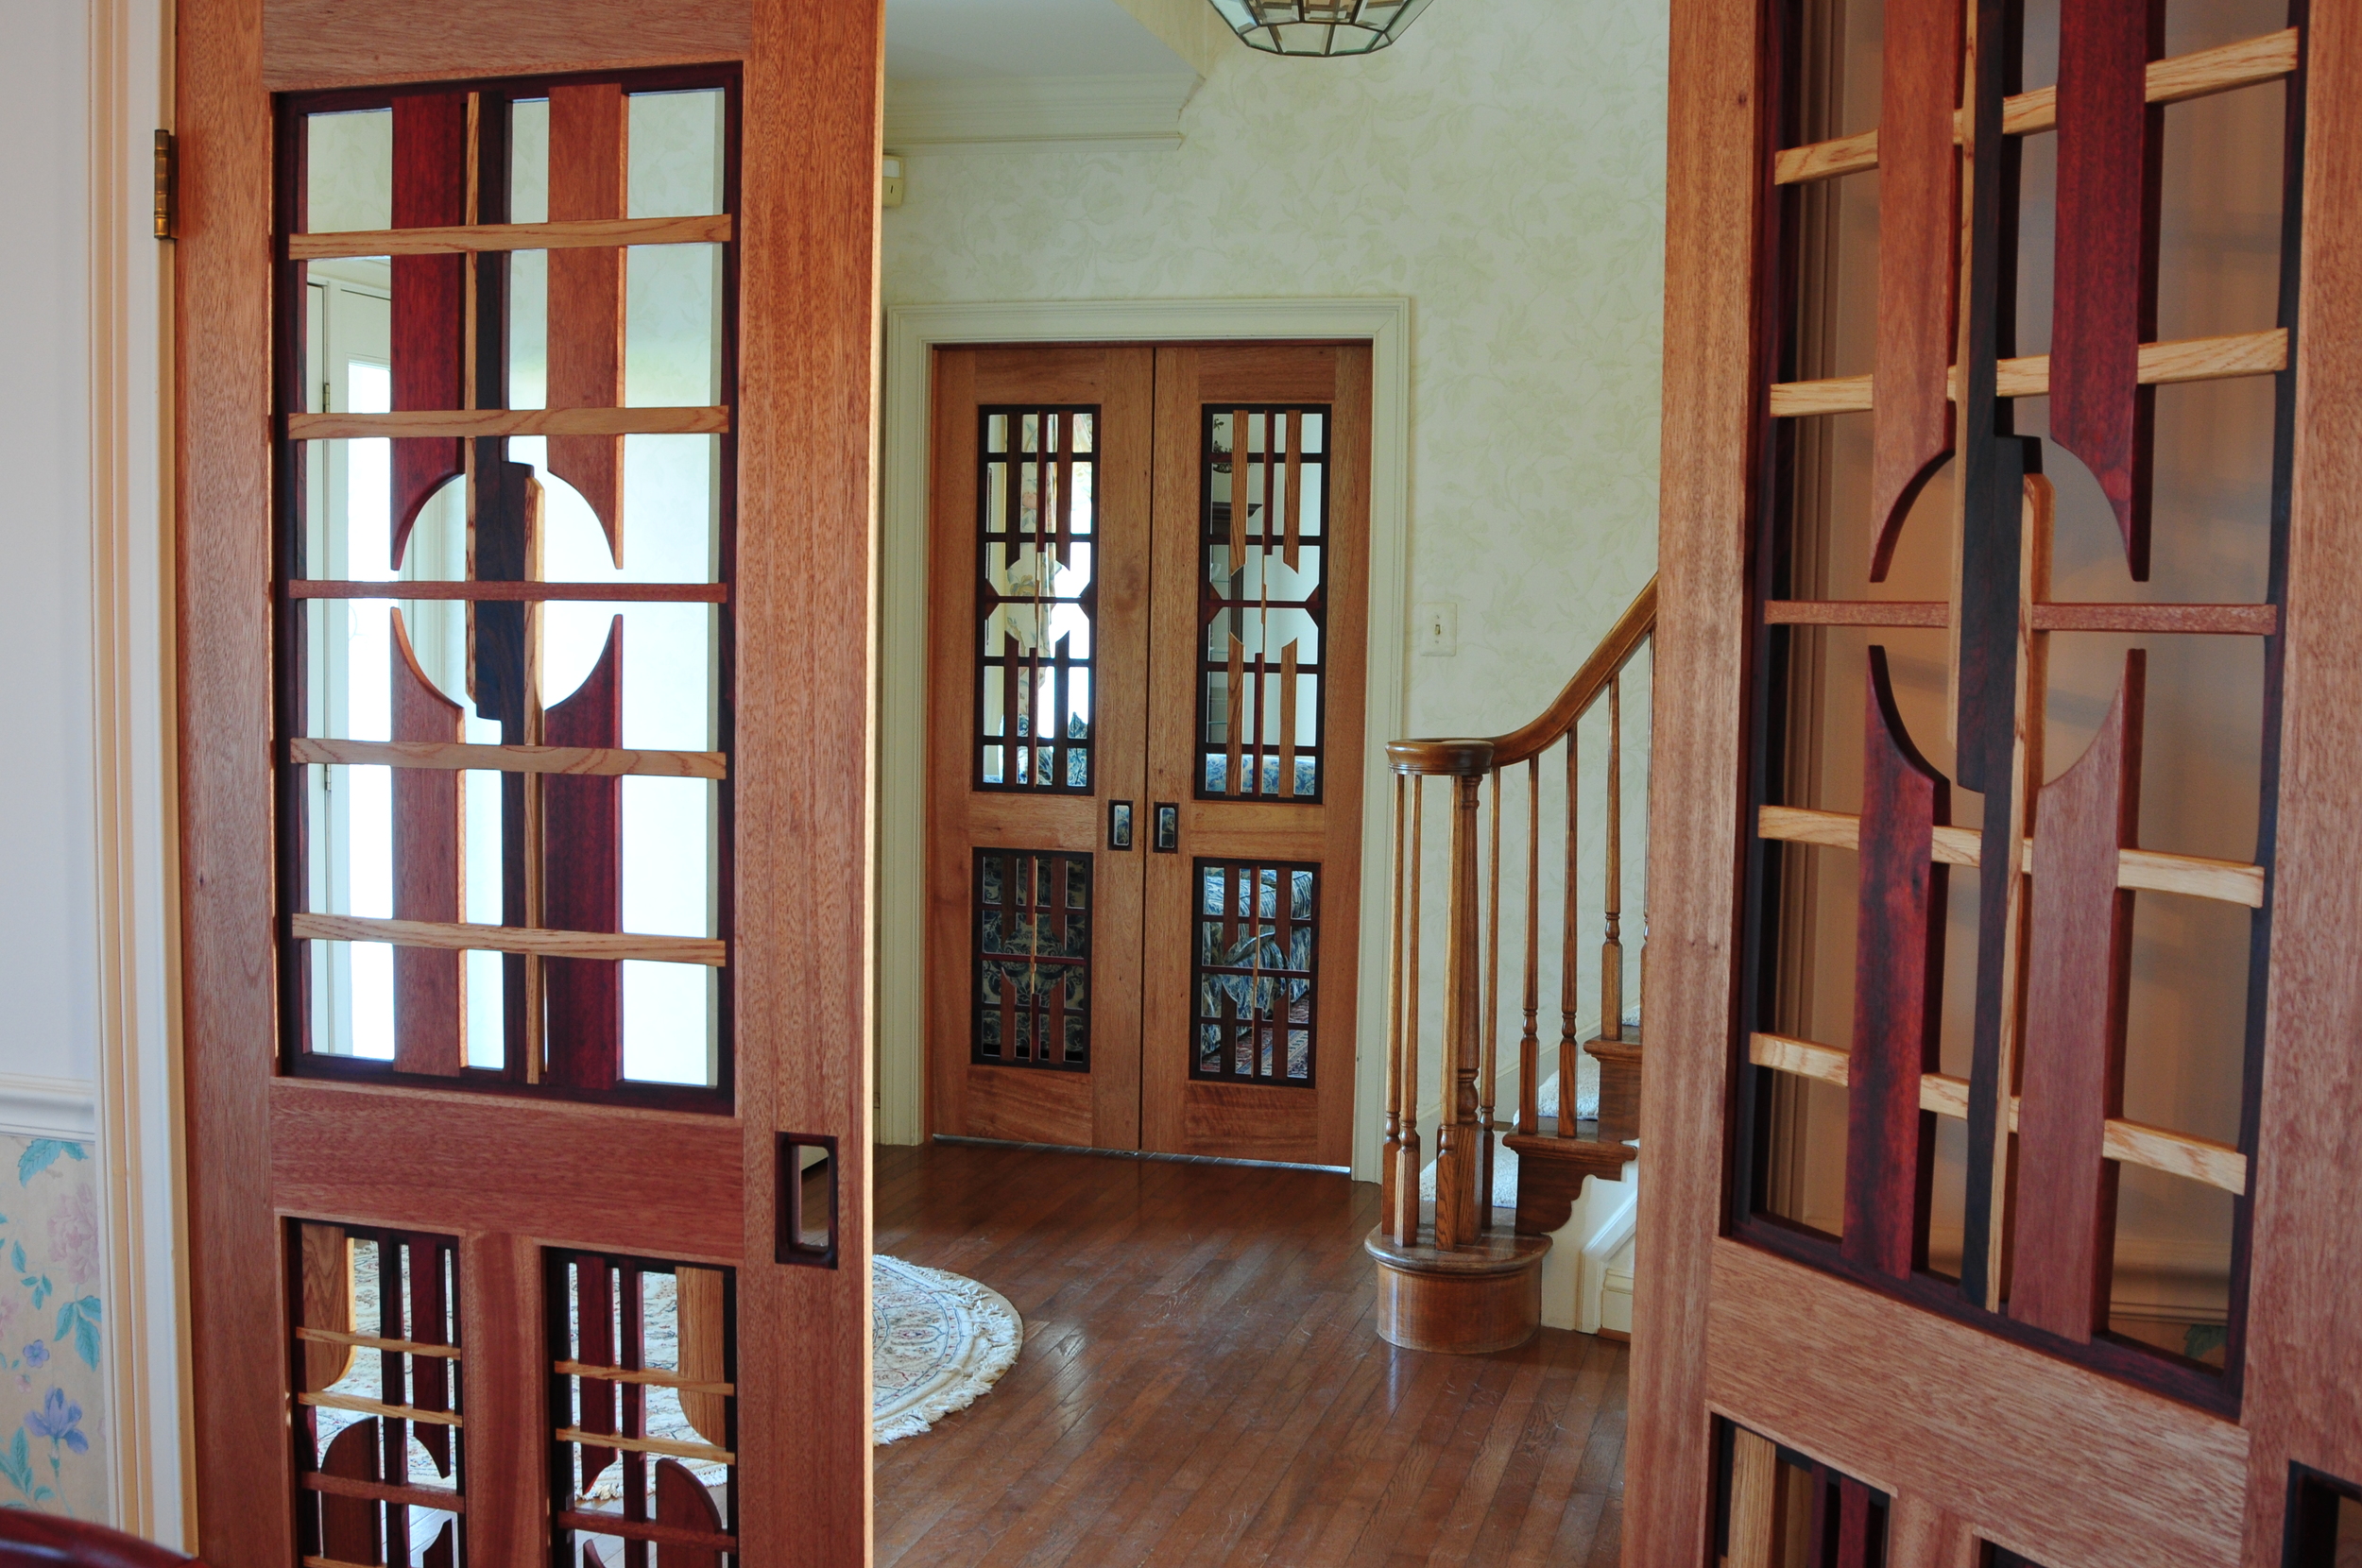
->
[[290, 213, 732, 260], [296, 1325, 463, 1360], [1769, 328, 2287, 416], [1764, 600, 1950, 626], [552, 1359, 735, 1396], [1756, 805, 2266, 906], [291, 737, 727, 779], [298, 1390, 463, 1427], [289, 912, 727, 965], [287, 579, 727, 603], [551, 1510, 738, 1551], [1746, 1033, 2247, 1192], [1772, 27, 2302, 183], [288, 406, 728, 439], [301, 1471, 467, 1512], [554, 1425, 734, 1464]]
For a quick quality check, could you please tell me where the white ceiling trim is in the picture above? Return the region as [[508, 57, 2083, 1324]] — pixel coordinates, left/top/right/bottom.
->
[[884, 72, 1202, 154]]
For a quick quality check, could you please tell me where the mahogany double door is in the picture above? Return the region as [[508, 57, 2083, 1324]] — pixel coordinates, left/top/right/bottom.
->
[[926, 343, 1369, 1167]]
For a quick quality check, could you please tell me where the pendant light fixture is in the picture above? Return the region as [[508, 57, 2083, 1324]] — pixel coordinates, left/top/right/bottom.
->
[[1206, 0, 1438, 56]]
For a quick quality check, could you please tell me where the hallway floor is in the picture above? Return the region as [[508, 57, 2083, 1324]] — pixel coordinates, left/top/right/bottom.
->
[[873, 1141, 1627, 1567]]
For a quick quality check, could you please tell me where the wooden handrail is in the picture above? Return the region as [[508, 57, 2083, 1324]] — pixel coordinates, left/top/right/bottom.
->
[[1386, 578, 1659, 775]]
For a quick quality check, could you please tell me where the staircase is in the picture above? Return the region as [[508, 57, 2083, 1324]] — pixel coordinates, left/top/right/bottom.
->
[[1366, 580, 1654, 1353]]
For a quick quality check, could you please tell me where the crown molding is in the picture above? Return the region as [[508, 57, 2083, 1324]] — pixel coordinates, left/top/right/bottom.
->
[[884, 72, 1201, 154]]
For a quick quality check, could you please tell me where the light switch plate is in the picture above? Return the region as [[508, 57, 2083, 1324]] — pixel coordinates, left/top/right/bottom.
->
[[1416, 601, 1459, 656]]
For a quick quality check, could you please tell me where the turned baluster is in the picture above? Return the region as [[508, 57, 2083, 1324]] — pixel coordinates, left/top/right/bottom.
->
[[1380, 774, 1406, 1227], [1431, 771, 1486, 1250], [1600, 674, 1624, 1044], [1557, 727, 1582, 1137], [1387, 776, 1425, 1246], [1479, 765, 1503, 1227], [1515, 757, 1542, 1137]]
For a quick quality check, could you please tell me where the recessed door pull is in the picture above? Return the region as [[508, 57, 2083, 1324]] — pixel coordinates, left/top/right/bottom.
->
[[1109, 800, 1135, 850], [1154, 803, 1180, 853]]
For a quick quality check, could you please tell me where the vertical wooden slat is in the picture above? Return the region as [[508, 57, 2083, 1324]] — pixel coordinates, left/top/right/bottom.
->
[[1053, 410, 1072, 567], [1481, 764, 1503, 1219], [1229, 408, 1250, 573], [300, 1223, 356, 1392], [1834, 1475, 1874, 1568], [1842, 648, 1949, 1279], [1433, 773, 1484, 1249], [2049, 0, 2164, 577], [545, 81, 629, 561], [407, 1234, 453, 1476], [573, 1253, 619, 1494], [1225, 632, 1246, 795], [389, 92, 469, 568], [999, 628, 1020, 789], [1722, 1426, 1780, 1568], [317, 1419, 383, 1564], [389, 610, 465, 1075], [620, 1261, 649, 1564], [1382, 775, 1409, 1228], [1283, 408, 1302, 570], [655, 1457, 728, 1567], [676, 1265, 728, 1448], [1867, 0, 1963, 577], [2011, 652, 2146, 1342], [457, 1231, 544, 1566], [1277, 639, 1299, 797], [542, 620, 625, 1092], [377, 1241, 411, 1565]]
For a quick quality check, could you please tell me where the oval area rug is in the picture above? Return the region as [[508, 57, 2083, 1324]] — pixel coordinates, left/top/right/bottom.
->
[[872, 1255, 1025, 1444]]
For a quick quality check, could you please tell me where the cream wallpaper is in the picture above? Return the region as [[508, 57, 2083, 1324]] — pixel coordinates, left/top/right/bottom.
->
[[884, 0, 1672, 1123]]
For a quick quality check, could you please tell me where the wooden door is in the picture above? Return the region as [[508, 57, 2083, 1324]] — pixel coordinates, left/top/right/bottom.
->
[[175, 3, 881, 1564], [1633, 1, 2362, 1565], [925, 343, 1366, 1167], [1141, 345, 1367, 1167], [926, 346, 1155, 1150]]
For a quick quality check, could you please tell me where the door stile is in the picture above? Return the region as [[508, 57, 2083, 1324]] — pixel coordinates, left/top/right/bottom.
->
[[178, 0, 290, 1559], [733, 0, 884, 1559]]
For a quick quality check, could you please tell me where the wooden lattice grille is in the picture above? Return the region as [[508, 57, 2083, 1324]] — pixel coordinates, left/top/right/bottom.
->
[[1195, 406, 1331, 801], [1190, 858, 1319, 1086], [975, 407, 1099, 793], [970, 848, 1093, 1071], [275, 73, 739, 1106], [1731, 0, 2303, 1409], [548, 1250, 737, 1564], [291, 1222, 465, 1566]]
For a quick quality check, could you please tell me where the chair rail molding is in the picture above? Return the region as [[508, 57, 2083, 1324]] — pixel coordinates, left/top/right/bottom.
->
[[878, 297, 1412, 1181]]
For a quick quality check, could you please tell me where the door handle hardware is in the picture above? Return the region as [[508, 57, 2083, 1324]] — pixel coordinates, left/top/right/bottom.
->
[[1109, 800, 1135, 851], [777, 1133, 840, 1269], [1154, 803, 1180, 853]]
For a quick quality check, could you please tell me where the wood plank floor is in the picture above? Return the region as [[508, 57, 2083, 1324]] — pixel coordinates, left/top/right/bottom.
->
[[873, 1141, 1627, 1567]]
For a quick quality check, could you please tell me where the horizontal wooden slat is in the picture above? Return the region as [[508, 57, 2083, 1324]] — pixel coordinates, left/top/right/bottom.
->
[[1747, 1033, 2248, 1192], [554, 1425, 733, 1464], [291, 912, 727, 965], [301, 1471, 467, 1512], [271, 1079, 745, 1261], [299, 1390, 462, 1426], [292, 737, 727, 780], [1772, 27, 2301, 183], [289, 406, 728, 440], [553, 1509, 738, 1550], [287, 579, 728, 603], [553, 1359, 735, 1396], [2029, 602, 2280, 635], [1764, 600, 1950, 627], [296, 1324, 463, 1359], [291, 213, 732, 260], [1770, 329, 2287, 416], [1764, 601, 2278, 635], [1756, 805, 2266, 906]]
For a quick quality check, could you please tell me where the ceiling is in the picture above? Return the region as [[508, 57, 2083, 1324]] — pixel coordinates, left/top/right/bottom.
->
[[884, 0, 1197, 80]]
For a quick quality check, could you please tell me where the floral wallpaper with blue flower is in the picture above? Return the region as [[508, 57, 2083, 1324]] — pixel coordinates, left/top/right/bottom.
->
[[0, 1135, 106, 1519]]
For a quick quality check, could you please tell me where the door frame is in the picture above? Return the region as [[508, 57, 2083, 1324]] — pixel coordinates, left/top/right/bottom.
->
[[879, 298, 1411, 1181]]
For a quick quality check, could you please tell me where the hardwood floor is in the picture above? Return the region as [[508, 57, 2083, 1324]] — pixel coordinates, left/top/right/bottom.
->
[[873, 1141, 1627, 1567]]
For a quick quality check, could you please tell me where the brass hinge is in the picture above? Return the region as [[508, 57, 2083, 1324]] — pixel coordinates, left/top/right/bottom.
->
[[153, 129, 175, 240]]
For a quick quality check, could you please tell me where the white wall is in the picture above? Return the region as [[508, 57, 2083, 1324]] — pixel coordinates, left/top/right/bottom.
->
[[0, 0, 101, 1099]]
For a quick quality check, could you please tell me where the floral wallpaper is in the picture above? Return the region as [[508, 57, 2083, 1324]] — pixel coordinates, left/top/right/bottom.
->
[[884, 0, 1671, 1116], [0, 1135, 106, 1521]]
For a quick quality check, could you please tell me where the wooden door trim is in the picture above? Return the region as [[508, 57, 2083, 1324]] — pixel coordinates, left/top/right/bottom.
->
[[879, 298, 1412, 1181]]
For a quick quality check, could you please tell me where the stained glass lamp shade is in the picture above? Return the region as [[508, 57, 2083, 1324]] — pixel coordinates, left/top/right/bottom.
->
[[1207, 0, 1438, 56]]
